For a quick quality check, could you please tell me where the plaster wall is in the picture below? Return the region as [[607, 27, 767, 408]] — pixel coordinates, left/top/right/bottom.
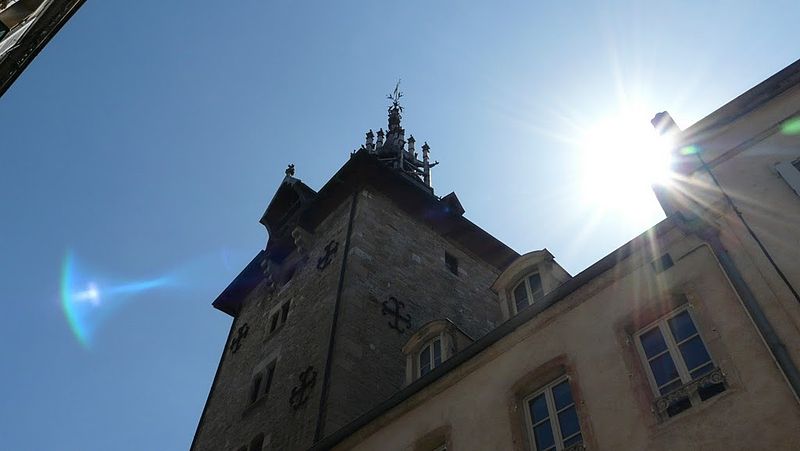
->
[[334, 227, 800, 450], [674, 84, 800, 386]]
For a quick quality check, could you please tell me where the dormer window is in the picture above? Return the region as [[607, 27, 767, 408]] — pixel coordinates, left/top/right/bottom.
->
[[419, 336, 443, 377], [403, 320, 473, 385], [513, 272, 544, 313], [492, 250, 571, 321]]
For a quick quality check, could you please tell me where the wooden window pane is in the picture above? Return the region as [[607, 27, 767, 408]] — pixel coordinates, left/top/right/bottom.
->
[[563, 433, 582, 447], [528, 273, 543, 301], [639, 327, 668, 358], [667, 311, 697, 342], [514, 282, 529, 312], [533, 421, 555, 450], [678, 336, 711, 372], [551, 380, 573, 410], [432, 339, 442, 367], [660, 379, 683, 395], [528, 393, 549, 423], [649, 352, 680, 388], [690, 362, 714, 380], [420, 346, 431, 376], [557, 406, 580, 443]]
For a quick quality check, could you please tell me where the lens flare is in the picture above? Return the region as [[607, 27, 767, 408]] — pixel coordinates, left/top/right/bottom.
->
[[780, 116, 800, 135], [578, 108, 674, 219], [60, 252, 170, 348]]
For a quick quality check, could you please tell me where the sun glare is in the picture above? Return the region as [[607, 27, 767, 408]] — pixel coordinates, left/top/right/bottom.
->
[[578, 110, 673, 216]]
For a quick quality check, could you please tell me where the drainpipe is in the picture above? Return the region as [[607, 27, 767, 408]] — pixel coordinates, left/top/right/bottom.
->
[[651, 112, 800, 401], [696, 225, 800, 402]]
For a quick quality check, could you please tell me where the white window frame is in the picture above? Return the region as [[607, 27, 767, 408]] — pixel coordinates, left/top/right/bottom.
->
[[776, 158, 800, 197], [417, 334, 444, 378], [634, 307, 715, 397], [511, 272, 544, 315], [522, 376, 582, 451]]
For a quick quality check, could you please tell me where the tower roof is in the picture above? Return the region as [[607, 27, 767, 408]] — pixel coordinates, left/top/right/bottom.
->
[[359, 83, 439, 192]]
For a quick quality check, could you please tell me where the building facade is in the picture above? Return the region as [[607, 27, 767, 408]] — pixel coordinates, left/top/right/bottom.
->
[[193, 64, 800, 451], [0, 0, 84, 98]]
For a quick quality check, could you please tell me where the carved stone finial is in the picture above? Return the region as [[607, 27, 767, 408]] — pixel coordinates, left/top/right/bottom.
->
[[285, 164, 295, 177], [376, 128, 385, 147], [365, 129, 375, 150]]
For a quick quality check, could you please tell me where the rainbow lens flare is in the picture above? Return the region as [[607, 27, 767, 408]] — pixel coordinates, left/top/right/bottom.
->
[[60, 252, 169, 348]]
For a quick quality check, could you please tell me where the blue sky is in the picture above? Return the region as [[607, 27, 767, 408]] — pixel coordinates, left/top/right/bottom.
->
[[1, 1, 798, 449]]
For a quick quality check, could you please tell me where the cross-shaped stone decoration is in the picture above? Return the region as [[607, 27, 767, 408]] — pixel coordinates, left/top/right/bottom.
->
[[289, 366, 317, 409], [382, 297, 411, 334], [229, 323, 249, 353], [316, 240, 339, 270]]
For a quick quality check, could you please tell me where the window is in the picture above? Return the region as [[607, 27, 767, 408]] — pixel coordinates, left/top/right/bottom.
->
[[418, 336, 443, 377], [269, 300, 291, 334], [269, 312, 280, 332], [403, 320, 465, 384], [523, 377, 583, 451], [635, 308, 725, 418], [248, 360, 277, 405], [281, 300, 291, 323], [776, 158, 800, 197], [249, 433, 264, 451], [513, 272, 544, 313], [445, 252, 458, 276]]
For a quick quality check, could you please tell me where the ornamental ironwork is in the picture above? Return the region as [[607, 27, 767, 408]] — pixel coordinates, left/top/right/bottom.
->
[[653, 367, 726, 419], [229, 323, 249, 353], [381, 296, 411, 334], [316, 240, 339, 270], [289, 366, 317, 409]]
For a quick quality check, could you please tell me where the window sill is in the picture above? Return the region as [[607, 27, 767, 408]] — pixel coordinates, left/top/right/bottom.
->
[[652, 367, 726, 421]]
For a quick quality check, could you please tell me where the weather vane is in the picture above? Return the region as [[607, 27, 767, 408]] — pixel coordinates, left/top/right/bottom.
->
[[387, 79, 403, 110]]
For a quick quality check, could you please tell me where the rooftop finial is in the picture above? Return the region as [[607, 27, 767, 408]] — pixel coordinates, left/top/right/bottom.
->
[[386, 79, 403, 132], [285, 164, 295, 177], [387, 79, 403, 110]]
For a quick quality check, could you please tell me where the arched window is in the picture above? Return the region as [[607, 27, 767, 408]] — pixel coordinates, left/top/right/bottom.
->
[[513, 272, 544, 313], [403, 319, 472, 384], [418, 336, 443, 377], [492, 250, 571, 320]]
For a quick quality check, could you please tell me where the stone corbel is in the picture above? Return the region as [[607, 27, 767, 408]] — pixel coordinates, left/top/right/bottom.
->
[[291, 226, 316, 255]]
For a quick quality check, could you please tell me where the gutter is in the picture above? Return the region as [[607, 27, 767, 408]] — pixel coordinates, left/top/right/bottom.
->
[[309, 216, 678, 450], [697, 229, 800, 401]]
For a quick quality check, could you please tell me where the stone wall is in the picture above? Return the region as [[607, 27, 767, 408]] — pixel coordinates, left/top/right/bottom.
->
[[321, 188, 503, 435], [192, 196, 354, 451]]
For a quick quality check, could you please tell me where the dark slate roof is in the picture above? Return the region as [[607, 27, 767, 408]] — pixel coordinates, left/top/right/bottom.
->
[[212, 150, 520, 317]]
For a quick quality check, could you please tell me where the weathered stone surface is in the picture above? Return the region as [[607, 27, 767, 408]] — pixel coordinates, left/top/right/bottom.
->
[[193, 185, 504, 450]]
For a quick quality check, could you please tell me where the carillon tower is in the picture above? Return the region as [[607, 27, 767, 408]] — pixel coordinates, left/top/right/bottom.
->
[[191, 88, 518, 451]]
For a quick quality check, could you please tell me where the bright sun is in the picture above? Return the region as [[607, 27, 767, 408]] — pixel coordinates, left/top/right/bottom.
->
[[578, 110, 673, 215]]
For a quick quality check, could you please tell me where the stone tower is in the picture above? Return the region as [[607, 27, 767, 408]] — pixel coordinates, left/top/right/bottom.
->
[[191, 93, 518, 451]]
